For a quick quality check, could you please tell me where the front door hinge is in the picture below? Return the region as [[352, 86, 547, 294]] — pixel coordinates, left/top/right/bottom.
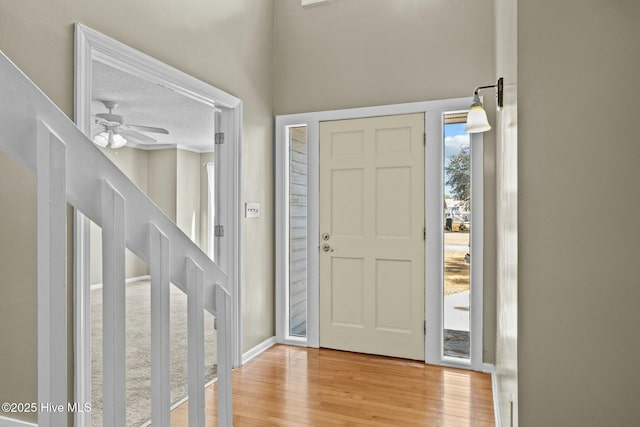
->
[[423, 226, 426, 240], [423, 132, 426, 146], [215, 132, 225, 145], [214, 225, 225, 237], [424, 320, 426, 335]]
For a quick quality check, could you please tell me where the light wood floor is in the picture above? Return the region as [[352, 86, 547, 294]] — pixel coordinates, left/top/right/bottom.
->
[[171, 344, 494, 426]]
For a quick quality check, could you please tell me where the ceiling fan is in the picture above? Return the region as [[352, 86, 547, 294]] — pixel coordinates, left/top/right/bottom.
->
[[92, 100, 169, 148]]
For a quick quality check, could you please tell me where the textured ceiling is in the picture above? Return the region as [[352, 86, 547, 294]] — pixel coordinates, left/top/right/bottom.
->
[[91, 60, 215, 152]]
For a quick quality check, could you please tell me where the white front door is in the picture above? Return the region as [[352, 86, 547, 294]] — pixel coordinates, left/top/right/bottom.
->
[[319, 113, 425, 360]]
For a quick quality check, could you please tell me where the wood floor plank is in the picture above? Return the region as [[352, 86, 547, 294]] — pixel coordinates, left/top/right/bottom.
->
[[171, 345, 494, 426]]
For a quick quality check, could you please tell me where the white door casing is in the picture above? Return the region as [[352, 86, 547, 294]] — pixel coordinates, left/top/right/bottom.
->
[[319, 114, 425, 360]]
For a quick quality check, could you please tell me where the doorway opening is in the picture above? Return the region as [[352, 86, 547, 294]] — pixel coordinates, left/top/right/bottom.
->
[[276, 98, 484, 371], [74, 24, 243, 427], [318, 113, 425, 360]]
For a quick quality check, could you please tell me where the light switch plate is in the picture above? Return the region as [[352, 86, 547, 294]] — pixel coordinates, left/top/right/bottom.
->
[[245, 202, 261, 218]]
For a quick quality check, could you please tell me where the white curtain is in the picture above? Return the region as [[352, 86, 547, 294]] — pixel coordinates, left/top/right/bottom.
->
[[206, 162, 215, 260]]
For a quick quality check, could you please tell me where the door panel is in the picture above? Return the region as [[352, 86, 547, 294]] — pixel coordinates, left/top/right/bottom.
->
[[375, 259, 412, 332], [331, 169, 364, 236], [331, 131, 364, 158], [376, 166, 412, 237], [320, 113, 425, 361], [330, 257, 365, 327]]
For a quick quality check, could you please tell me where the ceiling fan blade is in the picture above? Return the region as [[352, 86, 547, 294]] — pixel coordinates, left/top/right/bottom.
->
[[95, 112, 124, 124], [119, 129, 158, 144], [124, 124, 169, 134]]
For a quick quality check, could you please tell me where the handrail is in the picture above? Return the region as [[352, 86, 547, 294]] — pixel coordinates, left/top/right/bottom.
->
[[0, 49, 232, 426], [0, 50, 228, 313]]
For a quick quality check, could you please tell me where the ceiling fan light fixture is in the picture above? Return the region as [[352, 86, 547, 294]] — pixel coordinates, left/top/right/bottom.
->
[[92, 131, 109, 148], [92, 129, 127, 148], [93, 100, 168, 148], [111, 132, 127, 149]]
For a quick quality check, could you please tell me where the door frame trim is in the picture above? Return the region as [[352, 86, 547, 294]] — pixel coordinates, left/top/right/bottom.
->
[[424, 111, 484, 371], [275, 98, 483, 369]]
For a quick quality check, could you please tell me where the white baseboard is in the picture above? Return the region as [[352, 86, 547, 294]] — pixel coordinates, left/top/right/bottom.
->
[[484, 363, 502, 427], [242, 336, 276, 365], [90, 275, 151, 290], [0, 415, 38, 427]]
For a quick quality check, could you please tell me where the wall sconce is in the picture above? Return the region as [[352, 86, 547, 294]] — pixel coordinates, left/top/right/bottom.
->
[[465, 77, 504, 134]]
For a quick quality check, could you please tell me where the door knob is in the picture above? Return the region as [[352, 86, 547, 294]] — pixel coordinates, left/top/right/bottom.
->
[[321, 243, 331, 252]]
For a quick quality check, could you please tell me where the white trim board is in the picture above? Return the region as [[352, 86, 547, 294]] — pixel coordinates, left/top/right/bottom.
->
[[302, 0, 330, 7], [424, 111, 484, 371], [477, 363, 502, 426], [242, 336, 277, 365], [482, 363, 495, 374], [489, 366, 503, 427], [115, 143, 215, 154], [0, 416, 38, 427]]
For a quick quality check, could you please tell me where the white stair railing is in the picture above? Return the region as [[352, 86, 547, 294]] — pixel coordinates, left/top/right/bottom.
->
[[0, 51, 232, 426]]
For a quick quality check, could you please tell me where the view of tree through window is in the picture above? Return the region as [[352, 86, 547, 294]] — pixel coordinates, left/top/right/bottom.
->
[[443, 117, 471, 359]]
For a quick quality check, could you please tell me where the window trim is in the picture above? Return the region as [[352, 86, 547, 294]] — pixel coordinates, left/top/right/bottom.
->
[[424, 110, 484, 370]]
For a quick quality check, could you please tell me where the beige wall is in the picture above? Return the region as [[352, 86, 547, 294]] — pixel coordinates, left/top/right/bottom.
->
[[200, 152, 215, 252], [494, 0, 518, 424], [242, 127, 275, 351], [0, 153, 37, 420], [518, 1, 640, 425], [103, 146, 150, 193], [90, 222, 148, 285], [274, 0, 495, 114], [176, 149, 202, 244], [273, 0, 497, 362], [89, 147, 206, 285], [90, 147, 150, 285], [0, 0, 274, 421], [148, 149, 178, 222], [90, 147, 220, 284]]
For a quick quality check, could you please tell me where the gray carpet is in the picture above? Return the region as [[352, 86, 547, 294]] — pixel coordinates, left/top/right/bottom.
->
[[91, 280, 217, 426]]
